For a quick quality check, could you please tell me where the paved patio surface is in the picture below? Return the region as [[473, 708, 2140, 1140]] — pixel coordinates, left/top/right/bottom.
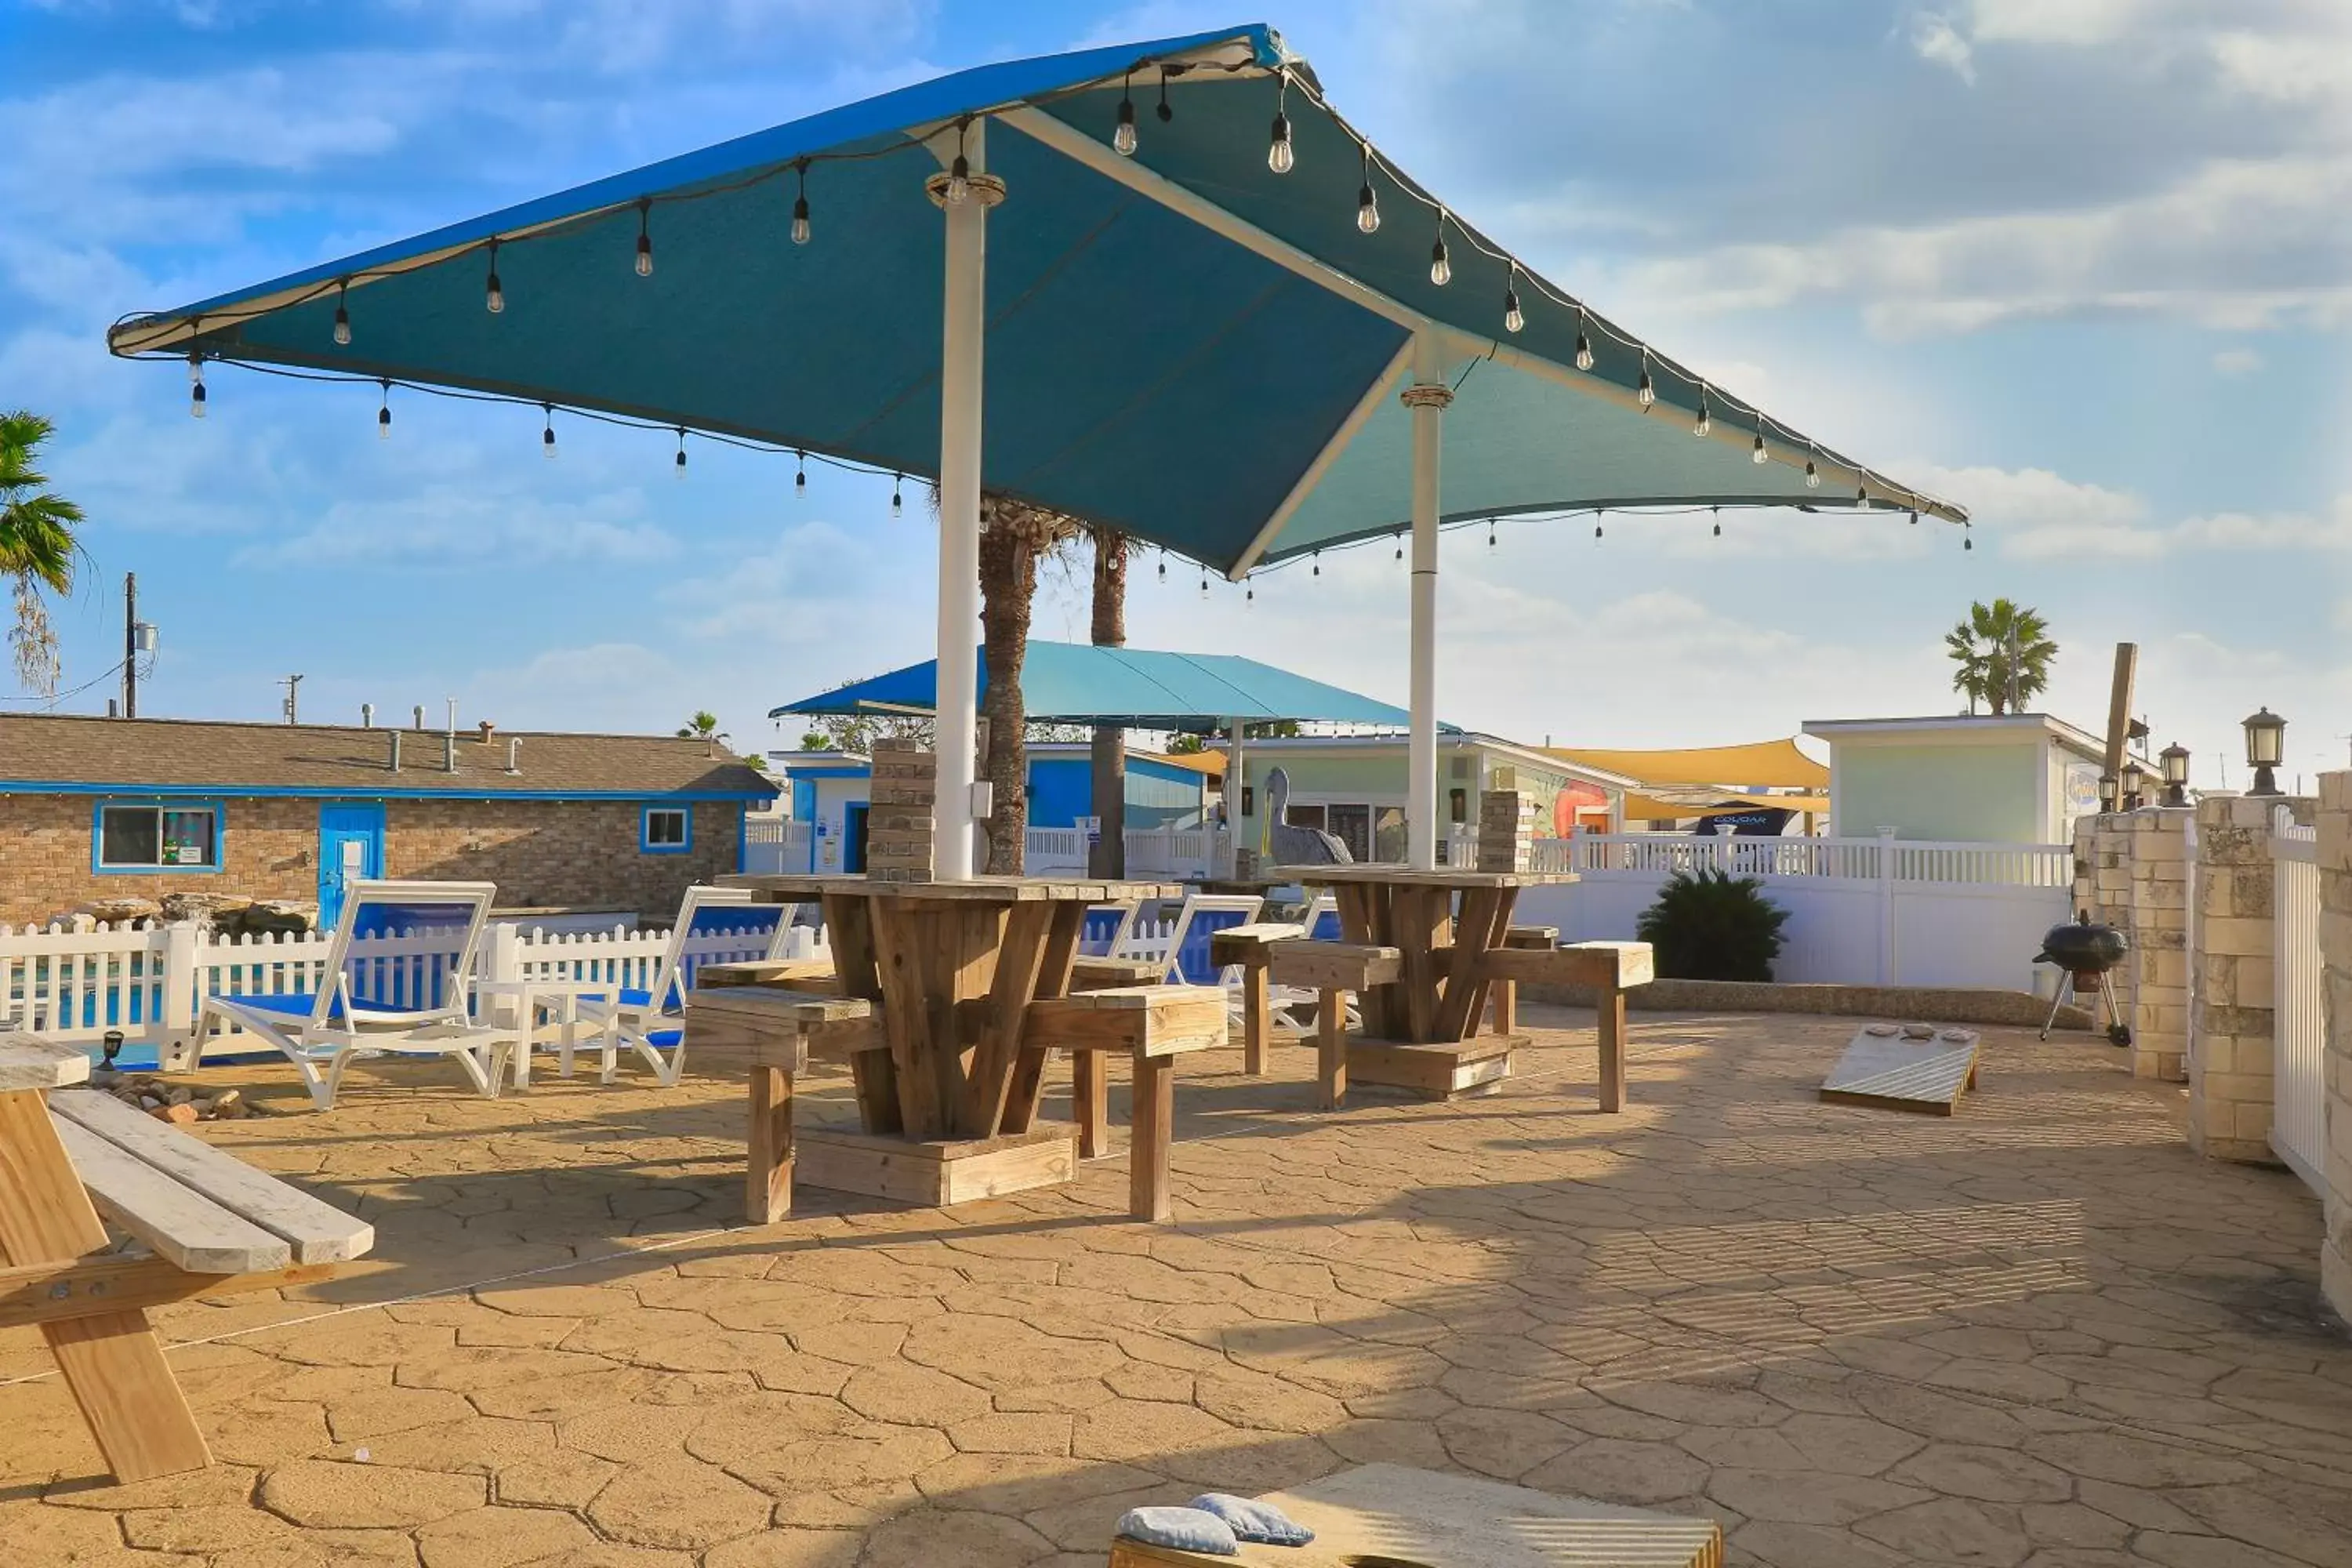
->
[[4, 1007, 2348, 1567]]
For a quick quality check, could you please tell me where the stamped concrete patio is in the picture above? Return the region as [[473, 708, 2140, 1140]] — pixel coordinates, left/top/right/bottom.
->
[[4, 1006, 2348, 1568]]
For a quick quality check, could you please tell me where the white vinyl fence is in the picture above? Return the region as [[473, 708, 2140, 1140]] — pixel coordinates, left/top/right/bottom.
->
[[742, 818, 811, 874], [2270, 806, 2325, 1195], [0, 917, 830, 1067], [1516, 829, 2074, 993], [1025, 826, 1233, 880]]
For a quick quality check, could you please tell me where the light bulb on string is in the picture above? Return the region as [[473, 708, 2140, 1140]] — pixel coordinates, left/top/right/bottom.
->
[[1594, 522, 1604, 541], [1199, 568, 1208, 598], [1804, 455, 1820, 489], [1246, 579, 1255, 603], [1356, 145, 1381, 234], [332, 280, 351, 347], [1908, 510, 1919, 525], [1394, 535, 1403, 562], [187, 351, 206, 419], [1504, 283, 1524, 335], [1573, 309, 1595, 372], [1963, 526, 1973, 552], [1486, 518, 1497, 548], [1312, 551, 1321, 576], [795, 451, 808, 495], [1711, 506, 1721, 539], [1856, 481, 1869, 507], [791, 161, 811, 245], [541, 405, 557, 459], [1636, 355, 1655, 408], [1751, 428, 1768, 465], [485, 239, 504, 314], [1157, 549, 1167, 581], [635, 199, 654, 277], [1114, 72, 1138, 156], [891, 474, 904, 517], [377, 379, 391, 441], [674, 428, 688, 479], [1693, 392, 1711, 437], [946, 122, 972, 205], [1266, 73, 1293, 173], [1428, 217, 1451, 287], [1156, 69, 1173, 122]]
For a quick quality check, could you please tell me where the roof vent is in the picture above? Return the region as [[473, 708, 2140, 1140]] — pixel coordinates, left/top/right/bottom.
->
[[478, 719, 495, 743], [506, 737, 521, 775]]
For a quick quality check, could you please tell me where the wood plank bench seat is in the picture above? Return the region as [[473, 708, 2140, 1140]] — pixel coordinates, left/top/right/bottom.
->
[[1482, 939, 1654, 1112], [1207, 923, 1307, 1074], [685, 989, 878, 1223], [0, 1033, 372, 1484], [1486, 924, 1563, 1034], [695, 958, 841, 994], [1022, 985, 1226, 1221], [1069, 956, 1169, 993], [1264, 943, 1403, 1109]]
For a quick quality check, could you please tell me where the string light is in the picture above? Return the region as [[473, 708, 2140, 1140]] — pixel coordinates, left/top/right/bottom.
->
[[674, 426, 688, 478], [1964, 524, 1973, 551], [946, 120, 972, 205], [1349, 144, 1380, 236], [377, 379, 391, 440], [1267, 73, 1294, 174], [485, 239, 504, 314], [1312, 551, 1321, 575], [1751, 428, 1768, 465], [1199, 567, 1209, 597], [1693, 390, 1711, 437], [541, 403, 556, 459], [1856, 481, 1869, 506], [1428, 214, 1451, 287], [332, 280, 351, 347], [1156, 69, 1173, 122], [1246, 578, 1255, 602], [1114, 71, 1138, 156], [1711, 505, 1721, 538], [891, 474, 904, 516], [635, 199, 654, 277], [1157, 548, 1167, 581], [1573, 308, 1595, 372], [1394, 533, 1404, 562], [1908, 510, 1919, 525], [1503, 265, 1524, 335], [1804, 450, 1821, 489], [795, 450, 807, 494], [791, 161, 811, 246], [1636, 353, 1655, 408], [1594, 522, 1603, 540], [1486, 517, 1497, 548], [187, 351, 205, 419]]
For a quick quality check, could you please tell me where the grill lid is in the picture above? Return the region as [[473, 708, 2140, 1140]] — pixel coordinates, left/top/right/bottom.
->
[[2038, 911, 2128, 971]]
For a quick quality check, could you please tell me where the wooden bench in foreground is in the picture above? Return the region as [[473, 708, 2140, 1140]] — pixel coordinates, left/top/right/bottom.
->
[[1265, 942, 1403, 1109], [1208, 922, 1307, 1074], [0, 1034, 373, 1483], [1107, 1460, 1722, 1568], [1483, 938, 1653, 1112]]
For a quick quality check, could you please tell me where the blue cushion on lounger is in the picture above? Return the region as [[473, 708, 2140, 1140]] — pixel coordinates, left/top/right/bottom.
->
[[1189, 1494, 1315, 1547], [645, 1028, 682, 1049], [1116, 1508, 1238, 1555]]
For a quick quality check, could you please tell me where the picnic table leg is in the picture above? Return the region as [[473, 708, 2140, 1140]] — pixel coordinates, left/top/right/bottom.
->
[[1316, 989, 1347, 1109], [0, 1091, 210, 1483], [1073, 1051, 1111, 1160], [1490, 978, 1518, 1035], [1241, 960, 1271, 1076], [1000, 903, 1083, 1134], [1597, 985, 1627, 1113], [746, 1062, 795, 1224], [1130, 1052, 1174, 1221]]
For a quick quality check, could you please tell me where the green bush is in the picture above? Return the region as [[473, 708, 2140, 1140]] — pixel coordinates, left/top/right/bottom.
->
[[1635, 867, 1791, 982]]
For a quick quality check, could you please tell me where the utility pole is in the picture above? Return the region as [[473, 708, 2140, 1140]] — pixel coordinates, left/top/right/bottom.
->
[[280, 673, 304, 725], [122, 573, 137, 719]]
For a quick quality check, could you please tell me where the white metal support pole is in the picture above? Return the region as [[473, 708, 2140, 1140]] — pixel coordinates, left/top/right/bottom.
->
[[1227, 716, 1247, 875], [927, 124, 1003, 881], [1403, 336, 1451, 871]]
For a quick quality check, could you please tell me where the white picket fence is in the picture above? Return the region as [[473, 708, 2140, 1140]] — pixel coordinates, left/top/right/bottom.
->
[[2270, 806, 2325, 1195], [0, 917, 830, 1064], [1025, 826, 1233, 880], [1518, 829, 2073, 993], [742, 818, 812, 874]]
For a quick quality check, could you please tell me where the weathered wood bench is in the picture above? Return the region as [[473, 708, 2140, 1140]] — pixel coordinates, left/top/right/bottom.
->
[[1486, 924, 1559, 1035], [1207, 922, 1308, 1073], [695, 958, 842, 994], [1266, 942, 1403, 1109], [1482, 939, 1654, 1112], [1022, 985, 1226, 1220], [0, 1034, 374, 1483], [682, 988, 878, 1222], [1069, 956, 1168, 993]]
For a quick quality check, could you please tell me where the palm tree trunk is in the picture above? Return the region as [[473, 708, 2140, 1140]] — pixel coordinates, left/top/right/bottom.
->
[[1087, 528, 1127, 879], [977, 499, 1041, 875]]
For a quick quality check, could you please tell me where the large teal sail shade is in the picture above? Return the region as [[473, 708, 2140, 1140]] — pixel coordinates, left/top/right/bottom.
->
[[111, 22, 1962, 576]]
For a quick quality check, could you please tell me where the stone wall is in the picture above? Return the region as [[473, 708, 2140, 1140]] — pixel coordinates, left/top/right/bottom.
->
[[866, 741, 936, 883], [2314, 771, 2352, 1322], [1477, 789, 1536, 874], [2071, 806, 2191, 1080], [2187, 795, 2306, 1163], [0, 793, 741, 925]]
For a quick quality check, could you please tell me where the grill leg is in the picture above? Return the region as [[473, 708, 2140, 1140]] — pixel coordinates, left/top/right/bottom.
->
[[2038, 977, 2069, 1042]]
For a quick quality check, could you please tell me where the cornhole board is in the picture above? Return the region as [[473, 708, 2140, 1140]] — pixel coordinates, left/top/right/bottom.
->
[[1820, 1023, 1982, 1116], [1108, 1461, 1722, 1568]]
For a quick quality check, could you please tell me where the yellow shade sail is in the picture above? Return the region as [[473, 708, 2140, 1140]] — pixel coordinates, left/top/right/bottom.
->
[[1543, 739, 1828, 790]]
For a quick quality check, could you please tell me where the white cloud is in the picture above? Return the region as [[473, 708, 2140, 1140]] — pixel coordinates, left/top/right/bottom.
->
[[2211, 347, 2263, 375], [236, 488, 675, 568], [1964, 0, 2153, 47], [1987, 486, 2352, 560], [1909, 13, 1976, 83]]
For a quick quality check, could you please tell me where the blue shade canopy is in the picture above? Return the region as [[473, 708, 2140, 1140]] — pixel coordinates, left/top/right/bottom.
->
[[775, 641, 1441, 733], [111, 22, 1964, 575]]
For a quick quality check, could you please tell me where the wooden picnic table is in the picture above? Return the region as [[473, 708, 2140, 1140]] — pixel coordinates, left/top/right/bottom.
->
[[716, 873, 1207, 1213]]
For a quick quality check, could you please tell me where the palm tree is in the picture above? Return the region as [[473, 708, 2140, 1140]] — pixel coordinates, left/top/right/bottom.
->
[[976, 495, 1084, 874], [676, 710, 728, 742], [0, 412, 85, 696], [1087, 524, 1131, 878], [1945, 598, 2056, 716]]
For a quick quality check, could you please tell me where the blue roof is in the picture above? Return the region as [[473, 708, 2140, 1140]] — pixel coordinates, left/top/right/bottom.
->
[[111, 23, 1963, 575], [774, 641, 1442, 732]]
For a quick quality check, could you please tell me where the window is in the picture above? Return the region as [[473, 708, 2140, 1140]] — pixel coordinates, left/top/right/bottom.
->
[[641, 805, 691, 854], [96, 803, 221, 872]]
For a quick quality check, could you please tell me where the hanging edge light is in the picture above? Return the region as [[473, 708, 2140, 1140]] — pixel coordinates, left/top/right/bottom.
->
[[635, 198, 654, 277]]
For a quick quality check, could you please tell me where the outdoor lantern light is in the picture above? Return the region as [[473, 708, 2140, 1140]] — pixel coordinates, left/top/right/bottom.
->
[[2161, 742, 2190, 806], [2243, 706, 2286, 797], [2121, 761, 2146, 811], [2096, 773, 2118, 813]]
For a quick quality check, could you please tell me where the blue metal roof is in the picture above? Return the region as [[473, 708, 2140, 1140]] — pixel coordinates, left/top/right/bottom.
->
[[111, 22, 1963, 575], [773, 641, 1443, 732]]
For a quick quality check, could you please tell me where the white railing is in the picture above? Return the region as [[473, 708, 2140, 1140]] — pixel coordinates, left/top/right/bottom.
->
[[2271, 807, 2325, 1196], [1519, 829, 2073, 993], [0, 917, 831, 1065], [1025, 826, 1233, 880], [741, 819, 811, 874]]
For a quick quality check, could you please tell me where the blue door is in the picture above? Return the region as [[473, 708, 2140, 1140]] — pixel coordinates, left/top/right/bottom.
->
[[318, 804, 386, 930]]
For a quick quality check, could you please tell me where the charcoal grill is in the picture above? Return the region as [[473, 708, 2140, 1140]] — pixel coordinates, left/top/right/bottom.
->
[[2035, 912, 2131, 1045]]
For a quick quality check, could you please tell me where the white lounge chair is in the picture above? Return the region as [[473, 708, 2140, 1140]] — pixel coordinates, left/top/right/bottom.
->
[[1080, 900, 1142, 957], [198, 880, 510, 1111], [1120, 894, 1266, 1007], [572, 887, 791, 1087]]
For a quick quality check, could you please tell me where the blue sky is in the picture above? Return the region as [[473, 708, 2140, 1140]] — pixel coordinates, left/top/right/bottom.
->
[[3, 0, 2346, 790]]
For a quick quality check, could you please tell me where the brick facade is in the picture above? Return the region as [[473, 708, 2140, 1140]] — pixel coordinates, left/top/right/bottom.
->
[[2071, 806, 2191, 1080], [0, 793, 742, 926], [2187, 794, 2308, 1164]]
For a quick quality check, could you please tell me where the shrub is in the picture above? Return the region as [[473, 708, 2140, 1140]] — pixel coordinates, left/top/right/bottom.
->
[[1635, 867, 1790, 982]]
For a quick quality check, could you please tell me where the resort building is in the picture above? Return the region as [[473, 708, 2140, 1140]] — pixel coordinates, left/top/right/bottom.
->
[[1804, 713, 2136, 843]]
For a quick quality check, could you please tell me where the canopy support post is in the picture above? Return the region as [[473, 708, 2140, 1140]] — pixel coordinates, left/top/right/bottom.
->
[[1404, 338, 1451, 873], [1226, 716, 1247, 878], [927, 123, 1002, 882]]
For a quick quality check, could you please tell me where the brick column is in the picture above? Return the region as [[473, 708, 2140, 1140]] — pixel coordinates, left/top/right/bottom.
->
[[2071, 808, 2190, 1080], [2187, 795, 2294, 1161], [1477, 789, 1535, 874], [2315, 773, 2352, 1319], [867, 739, 936, 884]]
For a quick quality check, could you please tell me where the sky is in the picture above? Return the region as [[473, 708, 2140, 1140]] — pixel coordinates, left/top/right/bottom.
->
[[2, 0, 2347, 792]]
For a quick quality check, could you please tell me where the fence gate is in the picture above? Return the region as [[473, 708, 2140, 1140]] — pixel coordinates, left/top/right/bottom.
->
[[2270, 806, 2325, 1195]]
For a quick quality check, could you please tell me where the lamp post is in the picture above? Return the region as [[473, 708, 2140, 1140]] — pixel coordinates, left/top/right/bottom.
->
[[2243, 707, 2286, 798], [2096, 773, 2118, 815], [2159, 742, 2190, 807], [2121, 761, 2147, 811]]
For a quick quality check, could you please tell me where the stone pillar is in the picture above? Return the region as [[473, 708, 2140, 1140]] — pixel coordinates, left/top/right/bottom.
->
[[2187, 795, 2299, 1161], [2070, 808, 2190, 1080], [867, 739, 935, 884], [1478, 789, 1536, 875], [2313, 772, 2352, 1320]]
